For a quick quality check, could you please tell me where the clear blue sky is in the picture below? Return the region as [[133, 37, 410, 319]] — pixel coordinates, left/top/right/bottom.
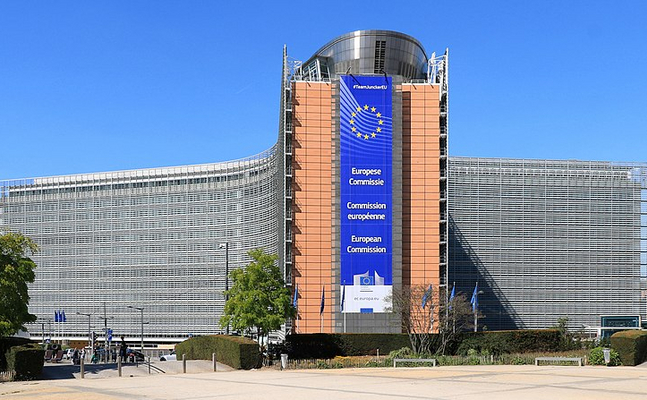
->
[[1, 1, 645, 180]]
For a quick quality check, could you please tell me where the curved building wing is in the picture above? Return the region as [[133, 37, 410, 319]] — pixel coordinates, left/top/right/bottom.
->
[[1, 148, 279, 341]]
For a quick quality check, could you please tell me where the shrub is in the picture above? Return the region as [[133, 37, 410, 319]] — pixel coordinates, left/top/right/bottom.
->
[[286, 330, 572, 360], [175, 335, 261, 370], [336, 334, 412, 356], [387, 347, 414, 360], [588, 347, 621, 366], [0, 337, 32, 371], [610, 330, 647, 366], [4, 344, 45, 380], [456, 330, 566, 355], [286, 334, 410, 359]]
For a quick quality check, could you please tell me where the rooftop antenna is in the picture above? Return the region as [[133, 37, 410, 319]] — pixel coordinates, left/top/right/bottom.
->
[[380, 68, 388, 82]]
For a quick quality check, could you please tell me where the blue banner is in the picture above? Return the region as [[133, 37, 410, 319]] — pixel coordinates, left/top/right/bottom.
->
[[340, 75, 392, 313]]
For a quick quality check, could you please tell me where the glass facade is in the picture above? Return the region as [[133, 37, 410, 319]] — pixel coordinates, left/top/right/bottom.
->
[[0, 148, 279, 342], [449, 157, 647, 331]]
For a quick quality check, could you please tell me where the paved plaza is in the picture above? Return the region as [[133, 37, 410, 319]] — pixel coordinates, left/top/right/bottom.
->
[[2, 363, 647, 399]]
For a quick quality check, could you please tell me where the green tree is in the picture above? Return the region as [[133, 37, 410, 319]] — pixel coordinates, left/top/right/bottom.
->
[[219, 249, 295, 346], [552, 316, 579, 350], [0, 231, 38, 336]]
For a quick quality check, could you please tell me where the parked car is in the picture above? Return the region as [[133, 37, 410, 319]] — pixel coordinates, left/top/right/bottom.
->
[[160, 351, 177, 361], [127, 349, 145, 362]]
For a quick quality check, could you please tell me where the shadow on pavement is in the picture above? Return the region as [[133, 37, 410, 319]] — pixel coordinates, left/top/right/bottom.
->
[[40, 363, 122, 380]]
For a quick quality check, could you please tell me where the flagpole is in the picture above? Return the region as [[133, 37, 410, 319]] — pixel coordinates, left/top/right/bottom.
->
[[293, 284, 299, 334], [56, 310, 60, 345], [451, 282, 456, 333], [319, 286, 325, 333], [342, 282, 346, 333], [473, 283, 477, 332]]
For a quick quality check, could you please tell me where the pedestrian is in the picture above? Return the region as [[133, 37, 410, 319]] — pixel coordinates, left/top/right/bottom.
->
[[120, 336, 128, 363]]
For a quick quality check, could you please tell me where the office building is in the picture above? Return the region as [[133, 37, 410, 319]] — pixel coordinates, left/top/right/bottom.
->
[[1, 151, 279, 342], [449, 157, 647, 330], [0, 30, 644, 341]]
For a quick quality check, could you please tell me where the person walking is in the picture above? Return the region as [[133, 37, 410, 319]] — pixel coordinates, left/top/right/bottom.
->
[[119, 336, 128, 363]]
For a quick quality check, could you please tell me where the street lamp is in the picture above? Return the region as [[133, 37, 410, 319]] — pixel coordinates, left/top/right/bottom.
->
[[127, 306, 144, 351], [98, 316, 114, 347], [99, 301, 114, 347], [76, 312, 92, 346], [219, 242, 229, 335]]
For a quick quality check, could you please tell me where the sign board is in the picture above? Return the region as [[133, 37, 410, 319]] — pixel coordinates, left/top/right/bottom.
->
[[339, 75, 393, 313]]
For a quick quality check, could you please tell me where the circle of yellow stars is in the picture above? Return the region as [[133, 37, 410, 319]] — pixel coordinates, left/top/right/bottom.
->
[[349, 104, 383, 140]]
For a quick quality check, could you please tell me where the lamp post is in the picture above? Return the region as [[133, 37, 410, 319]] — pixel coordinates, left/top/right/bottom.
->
[[127, 306, 144, 351], [99, 302, 114, 348], [98, 316, 114, 349], [76, 312, 92, 346], [219, 242, 229, 335]]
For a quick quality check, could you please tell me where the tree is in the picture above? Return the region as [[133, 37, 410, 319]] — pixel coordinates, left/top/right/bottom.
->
[[552, 316, 579, 350], [436, 293, 475, 355], [387, 284, 475, 356], [0, 231, 38, 336], [387, 285, 436, 355], [219, 249, 295, 347]]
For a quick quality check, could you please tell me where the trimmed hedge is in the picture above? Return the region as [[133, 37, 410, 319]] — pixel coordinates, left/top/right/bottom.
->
[[285, 330, 567, 359], [456, 330, 566, 356], [286, 334, 411, 359], [5, 344, 45, 380], [175, 335, 261, 370], [0, 337, 33, 371], [610, 330, 647, 366]]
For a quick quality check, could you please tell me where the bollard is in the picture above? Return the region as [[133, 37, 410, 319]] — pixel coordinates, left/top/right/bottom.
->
[[148, 356, 151, 374], [603, 348, 611, 365], [118, 356, 122, 377], [280, 354, 288, 370], [213, 352, 217, 372], [183, 354, 186, 373], [80, 357, 85, 379]]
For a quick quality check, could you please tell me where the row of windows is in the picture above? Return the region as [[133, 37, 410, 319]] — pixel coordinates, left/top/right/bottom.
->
[[3, 169, 274, 198], [1, 187, 278, 212]]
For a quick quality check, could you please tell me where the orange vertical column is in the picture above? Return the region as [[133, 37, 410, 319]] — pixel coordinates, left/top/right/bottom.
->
[[291, 81, 334, 333], [401, 84, 442, 331]]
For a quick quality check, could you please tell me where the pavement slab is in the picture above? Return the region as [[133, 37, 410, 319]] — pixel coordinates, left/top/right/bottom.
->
[[2, 364, 647, 399]]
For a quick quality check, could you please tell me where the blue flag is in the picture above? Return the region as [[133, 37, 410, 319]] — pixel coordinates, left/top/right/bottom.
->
[[292, 284, 298, 308], [470, 282, 479, 313], [449, 284, 455, 310], [61, 310, 66, 322], [320, 286, 325, 315], [54, 311, 59, 323], [421, 284, 432, 309], [341, 283, 346, 312]]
